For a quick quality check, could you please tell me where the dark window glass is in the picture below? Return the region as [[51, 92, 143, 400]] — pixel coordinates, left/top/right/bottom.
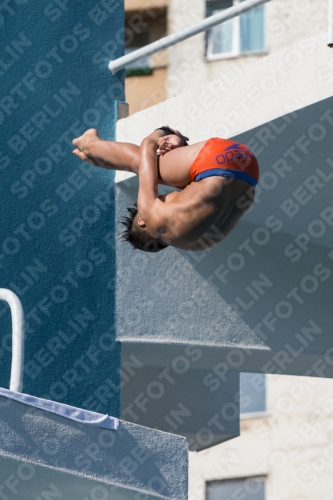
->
[[207, 477, 265, 500]]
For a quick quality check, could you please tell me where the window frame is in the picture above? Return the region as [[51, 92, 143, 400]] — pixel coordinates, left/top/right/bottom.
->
[[240, 372, 267, 419], [205, 0, 267, 61], [206, 476, 266, 500], [241, 409, 268, 420]]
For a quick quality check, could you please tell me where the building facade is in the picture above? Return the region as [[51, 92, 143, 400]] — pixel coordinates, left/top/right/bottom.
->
[[189, 374, 333, 500], [167, 0, 327, 97], [121, 2, 333, 499], [124, 0, 327, 113]]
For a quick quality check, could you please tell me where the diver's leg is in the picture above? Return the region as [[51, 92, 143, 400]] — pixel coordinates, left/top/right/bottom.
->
[[73, 129, 140, 174], [158, 140, 207, 188], [73, 129, 206, 188]]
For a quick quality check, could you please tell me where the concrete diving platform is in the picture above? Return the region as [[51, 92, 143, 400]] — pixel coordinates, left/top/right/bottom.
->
[[0, 389, 188, 500]]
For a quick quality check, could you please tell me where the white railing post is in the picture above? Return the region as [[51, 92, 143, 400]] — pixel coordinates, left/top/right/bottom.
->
[[0, 289, 25, 392], [109, 0, 271, 74], [329, 0, 333, 47]]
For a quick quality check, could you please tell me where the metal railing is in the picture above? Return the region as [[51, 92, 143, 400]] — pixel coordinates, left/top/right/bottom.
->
[[109, 0, 272, 74], [0, 289, 25, 392]]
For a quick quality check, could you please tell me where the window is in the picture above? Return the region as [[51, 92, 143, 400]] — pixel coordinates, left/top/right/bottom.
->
[[206, 0, 265, 59], [240, 372, 266, 416], [207, 477, 265, 500]]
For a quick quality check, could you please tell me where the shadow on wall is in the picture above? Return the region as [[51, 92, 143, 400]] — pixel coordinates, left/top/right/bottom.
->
[[179, 97, 333, 355]]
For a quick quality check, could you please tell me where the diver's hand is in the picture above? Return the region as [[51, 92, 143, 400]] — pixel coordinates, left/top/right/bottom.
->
[[157, 127, 189, 155], [157, 135, 186, 155]]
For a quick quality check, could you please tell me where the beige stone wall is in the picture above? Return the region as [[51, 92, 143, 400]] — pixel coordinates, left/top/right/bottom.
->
[[189, 374, 333, 500], [125, 0, 168, 11], [167, 0, 328, 98]]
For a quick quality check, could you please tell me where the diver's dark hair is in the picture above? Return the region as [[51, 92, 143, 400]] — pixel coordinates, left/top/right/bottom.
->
[[119, 205, 169, 253]]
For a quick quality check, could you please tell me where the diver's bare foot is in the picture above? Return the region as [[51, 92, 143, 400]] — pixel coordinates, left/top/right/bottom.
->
[[72, 128, 117, 170], [72, 128, 99, 155]]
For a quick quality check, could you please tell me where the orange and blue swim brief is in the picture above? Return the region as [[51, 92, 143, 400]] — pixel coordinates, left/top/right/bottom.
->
[[189, 138, 259, 187]]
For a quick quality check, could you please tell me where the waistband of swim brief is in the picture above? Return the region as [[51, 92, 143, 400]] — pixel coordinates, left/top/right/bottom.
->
[[195, 168, 258, 187]]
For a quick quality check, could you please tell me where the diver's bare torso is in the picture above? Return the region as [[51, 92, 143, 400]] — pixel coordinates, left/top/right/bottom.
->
[[157, 176, 254, 251], [155, 139, 255, 251]]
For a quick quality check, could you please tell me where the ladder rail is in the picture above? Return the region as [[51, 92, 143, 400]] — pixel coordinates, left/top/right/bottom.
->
[[0, 289, 25, 392]]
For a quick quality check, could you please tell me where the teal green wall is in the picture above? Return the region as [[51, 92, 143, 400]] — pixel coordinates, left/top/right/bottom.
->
[[0, 0, 124, 416]]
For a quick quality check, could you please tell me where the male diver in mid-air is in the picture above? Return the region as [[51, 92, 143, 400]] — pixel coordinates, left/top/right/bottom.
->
[[72, 127, 259, 252]]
